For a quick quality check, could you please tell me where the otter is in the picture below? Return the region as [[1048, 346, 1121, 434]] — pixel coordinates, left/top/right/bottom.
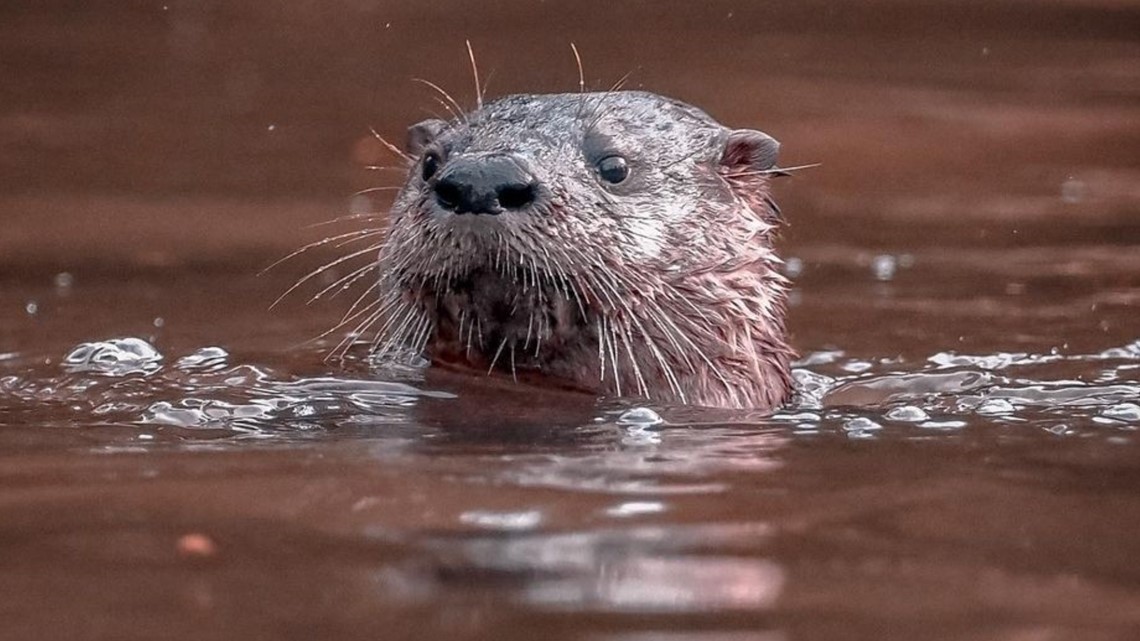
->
[[370, 90, 794, 410]]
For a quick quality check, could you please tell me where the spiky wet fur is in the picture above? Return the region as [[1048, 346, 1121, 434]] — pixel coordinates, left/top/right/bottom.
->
[[370, 91, 794, 410]]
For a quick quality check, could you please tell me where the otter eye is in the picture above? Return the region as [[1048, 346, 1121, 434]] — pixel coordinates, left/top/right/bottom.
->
[[421, 152, 441, 181], [596, 155, 629, 184]]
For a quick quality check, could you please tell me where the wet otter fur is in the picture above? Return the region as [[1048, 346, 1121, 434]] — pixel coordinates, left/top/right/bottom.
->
[[371, 90, 794, 410]]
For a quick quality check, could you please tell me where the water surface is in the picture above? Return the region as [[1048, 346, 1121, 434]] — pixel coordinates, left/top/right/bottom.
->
[[2, 1, 1139, 640]]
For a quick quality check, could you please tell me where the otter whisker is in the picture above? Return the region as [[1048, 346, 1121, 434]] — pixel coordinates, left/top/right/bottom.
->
[[351, 186, 402, 197], [425, 97, 462, 124], [311, 294, 382, 344], [729, 162, 821, 178], [261, 227, 383, 277], [307, 260, 377, 305], [368, 127, 413, 163], [330, 305, 385, 362], [306, 212, 389, 229], [332, 285, 384, 331], [412, 78, 469, 125], [371, 303, 418, 358], [604, 316, 622, 395], [617, 320, 650, 398], [534, 313, 545, 359], [625, 307, 687, 401], [270, 240, 386, 309], [488, 335, 510, 375], [596, 317, 607, 383], [363, 165, 409, 172], [465, 40, 484, 110], [583, 71, 634, 135], [570, 43, 586, 94]]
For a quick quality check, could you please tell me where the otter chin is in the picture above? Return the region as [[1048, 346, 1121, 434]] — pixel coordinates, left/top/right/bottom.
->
[[371, 90, 795, 411]]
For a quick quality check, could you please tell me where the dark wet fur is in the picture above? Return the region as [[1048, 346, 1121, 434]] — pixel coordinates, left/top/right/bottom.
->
[[369, 91, 795, 410]]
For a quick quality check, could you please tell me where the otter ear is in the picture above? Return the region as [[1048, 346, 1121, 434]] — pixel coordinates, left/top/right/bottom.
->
[[406, 119, 448, 156], [720, 129, 780, 173]]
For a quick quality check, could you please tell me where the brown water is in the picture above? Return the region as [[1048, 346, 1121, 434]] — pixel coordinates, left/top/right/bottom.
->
[[3, 2, 1140, 639]]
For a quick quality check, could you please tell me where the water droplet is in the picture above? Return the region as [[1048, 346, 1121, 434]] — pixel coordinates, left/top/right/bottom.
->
[[459, 510, 543, 531], [25, 301, 38, 316], [153, 317, 165, 328], [1060, 177, 1086, 204], [787, 289, 803, 307], [606, 501, 667, 517], [783, 256, 803, 277], [919, 420, 967, 430], [349, 193, 373, 215], [871, 254, 897, 281], [841, 360, 873, 373], [54, 272, 74, 289]]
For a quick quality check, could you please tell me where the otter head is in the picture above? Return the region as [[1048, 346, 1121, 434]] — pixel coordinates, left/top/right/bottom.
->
[[374, 91, 794, 410]]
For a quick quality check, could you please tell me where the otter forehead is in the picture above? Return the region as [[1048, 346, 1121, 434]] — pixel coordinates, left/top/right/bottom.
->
[[438, 91, 727, 159]]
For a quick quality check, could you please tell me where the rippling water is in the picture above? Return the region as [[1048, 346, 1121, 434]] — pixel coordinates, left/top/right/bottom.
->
[[3, 1, 1139, 640]]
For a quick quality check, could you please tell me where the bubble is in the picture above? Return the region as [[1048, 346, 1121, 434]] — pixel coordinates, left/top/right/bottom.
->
[[25, 301, 38, 316], [1103, 403, 1140, 422], [885, 406, 929, 422], [176, 347, 230, 371], [844, 417, 882, 431], [63, 337, 163, 376], [976, 399, 1016, 415], [616, 407, 663, 427], [843, 416, 882, 439]]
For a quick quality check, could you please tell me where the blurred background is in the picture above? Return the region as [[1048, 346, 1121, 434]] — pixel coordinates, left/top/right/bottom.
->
[[3, 0, 1136, 266]]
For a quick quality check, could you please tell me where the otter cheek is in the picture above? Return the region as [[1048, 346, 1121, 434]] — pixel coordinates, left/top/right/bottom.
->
[[625, 214, 666, 259]]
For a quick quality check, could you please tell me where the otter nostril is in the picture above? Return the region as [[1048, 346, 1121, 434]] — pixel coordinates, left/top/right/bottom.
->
[[434, 180, 463, 211], [497, 182, 537, 210]]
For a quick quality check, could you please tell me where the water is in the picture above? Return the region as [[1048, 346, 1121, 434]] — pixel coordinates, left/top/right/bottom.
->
[[2, 1, 1139, 640]]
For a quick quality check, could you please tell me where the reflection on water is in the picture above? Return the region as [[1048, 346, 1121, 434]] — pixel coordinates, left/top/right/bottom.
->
[[3, 0, 1140, 639]]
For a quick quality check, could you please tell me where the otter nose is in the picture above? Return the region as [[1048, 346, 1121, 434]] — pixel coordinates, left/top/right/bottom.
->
[[433, 156, 537, 215]]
